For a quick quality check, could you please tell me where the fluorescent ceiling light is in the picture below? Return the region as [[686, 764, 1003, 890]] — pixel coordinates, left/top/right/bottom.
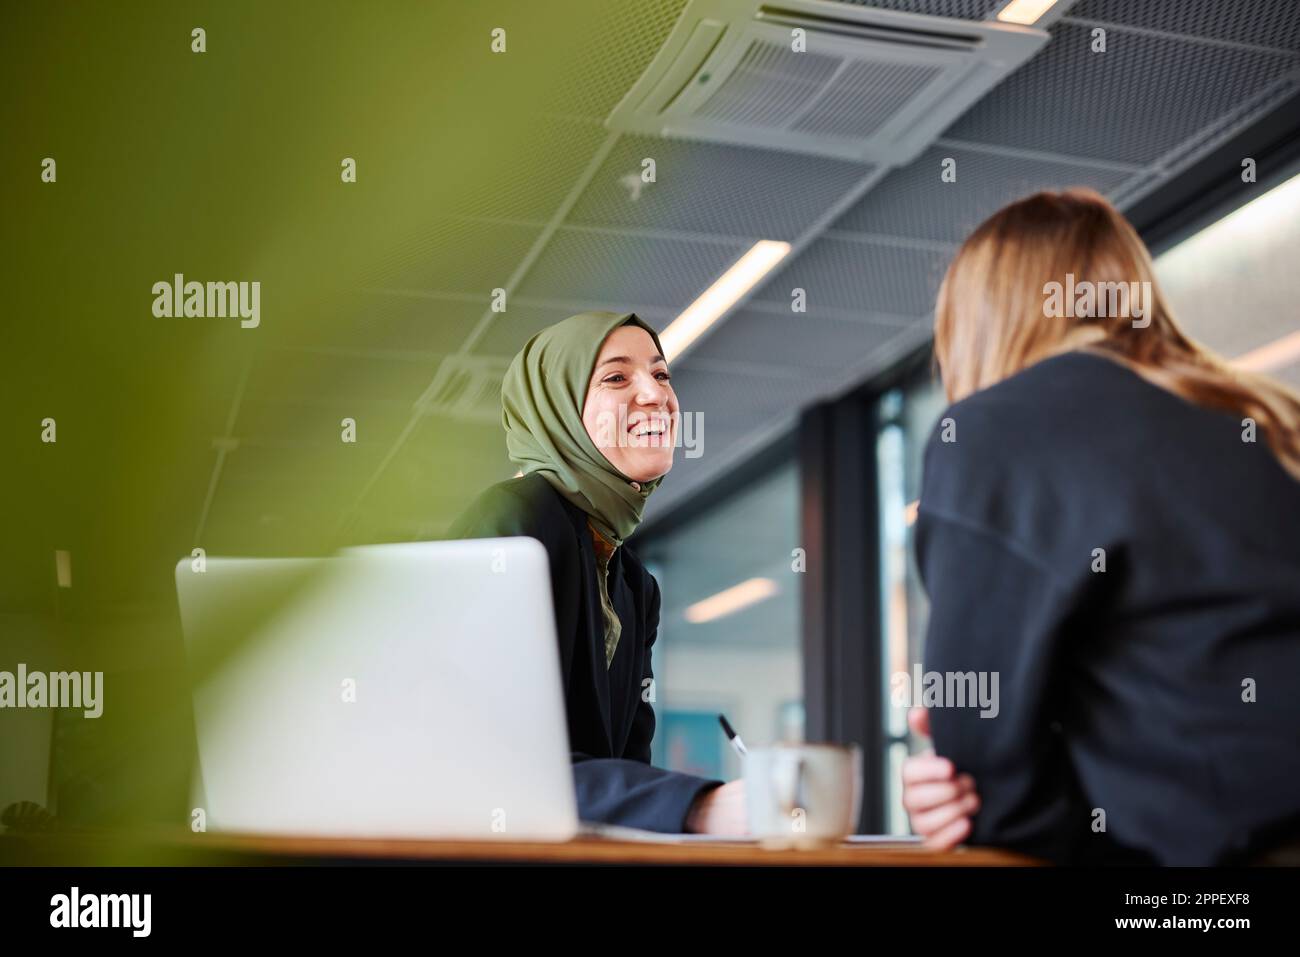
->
[[1233, 330, 1300, 373], [996, 0, 1059, 25], [684, 577, 779, 624], [659, 240, 791, 361]]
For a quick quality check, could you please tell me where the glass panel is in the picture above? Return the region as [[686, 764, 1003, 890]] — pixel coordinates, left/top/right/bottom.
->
[[640, 459, 802, 783], [876, 372, 945, 834], [1155, 171, 1300, 390]]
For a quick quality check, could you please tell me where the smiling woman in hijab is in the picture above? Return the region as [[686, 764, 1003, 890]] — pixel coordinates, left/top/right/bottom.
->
[[451, 311, 747, 835]]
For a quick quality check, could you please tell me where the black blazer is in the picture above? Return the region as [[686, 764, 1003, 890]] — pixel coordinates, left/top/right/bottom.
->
[[916, 351, 1300, 865], [450, 473, 722, 831]]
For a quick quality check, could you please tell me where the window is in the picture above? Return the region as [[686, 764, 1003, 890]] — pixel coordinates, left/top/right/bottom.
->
[[1154, 170, 1300, 389], [875, 370, 945, 834], [640, 459, 802, 782]]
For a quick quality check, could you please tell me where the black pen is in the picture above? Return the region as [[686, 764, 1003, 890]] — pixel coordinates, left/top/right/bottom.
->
[[717, 713, 748, 757]]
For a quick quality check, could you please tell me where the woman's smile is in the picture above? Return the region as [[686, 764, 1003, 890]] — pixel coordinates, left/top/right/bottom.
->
[[582, 325, 680, 482]]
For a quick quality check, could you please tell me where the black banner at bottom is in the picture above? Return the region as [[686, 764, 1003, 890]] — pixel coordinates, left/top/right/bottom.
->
[[0, 863, 1291, 942]]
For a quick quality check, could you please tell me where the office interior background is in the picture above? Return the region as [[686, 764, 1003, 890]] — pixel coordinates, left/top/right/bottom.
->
[[3, 0, 1300, 842]]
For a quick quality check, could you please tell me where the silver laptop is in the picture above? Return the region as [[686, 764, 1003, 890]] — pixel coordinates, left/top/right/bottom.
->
[[174, 538, 578, 841]]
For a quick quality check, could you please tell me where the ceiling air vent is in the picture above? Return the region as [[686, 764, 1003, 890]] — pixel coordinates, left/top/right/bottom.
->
[[605, 0, 1049, 164], [414, 355, 509, 424]]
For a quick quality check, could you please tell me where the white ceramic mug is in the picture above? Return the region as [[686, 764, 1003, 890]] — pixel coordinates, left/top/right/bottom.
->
[[743, 743, 863, 847]]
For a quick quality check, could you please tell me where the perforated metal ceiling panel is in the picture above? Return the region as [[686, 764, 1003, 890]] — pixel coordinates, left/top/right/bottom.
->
[[230, 395, 411, 449], [515, 228, 751, 312], [752, 235, 950, 316], [684, 306, 909, 372], [566, 134, 872, 240], [301, 293, 485, 359], [548, 0, 693, 119], [365, 220, 544, 294], [447, 117, 613, 223], [945, 20, 1300, 165], [196, 0, 1300, 545], [833, 143, 1139, 242], [470, 301, 613, 358], [1069, 0, 1300, 53], [242, 348, 438, 405], [669, 361, 833, 431]]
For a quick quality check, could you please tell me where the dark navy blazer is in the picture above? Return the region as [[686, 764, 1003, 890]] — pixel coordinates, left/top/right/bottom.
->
[[916, 351, 1300, 865]]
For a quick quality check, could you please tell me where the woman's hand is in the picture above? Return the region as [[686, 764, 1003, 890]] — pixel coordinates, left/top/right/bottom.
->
[[684, 780, 748, 835], [902, 707, 980, 849]]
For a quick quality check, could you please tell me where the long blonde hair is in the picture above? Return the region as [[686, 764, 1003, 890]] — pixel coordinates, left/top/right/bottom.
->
[[933, 188, 1300, 480]]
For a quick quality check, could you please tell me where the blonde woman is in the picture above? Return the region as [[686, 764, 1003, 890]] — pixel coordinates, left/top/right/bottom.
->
[[901, 189, 1300, 864]]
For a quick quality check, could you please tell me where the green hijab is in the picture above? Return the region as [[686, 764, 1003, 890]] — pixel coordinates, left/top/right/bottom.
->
[[502, 311, 666, 545]]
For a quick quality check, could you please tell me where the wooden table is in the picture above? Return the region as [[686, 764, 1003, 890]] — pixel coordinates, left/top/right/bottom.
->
[[205, 833, 1040, 866], [2, 831, 1040, 866]]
